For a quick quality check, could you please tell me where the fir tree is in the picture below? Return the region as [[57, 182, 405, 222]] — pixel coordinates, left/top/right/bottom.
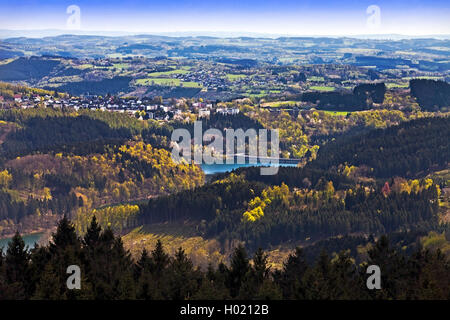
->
[[4, 231, 30, 298], [227, 244, 250, 298]]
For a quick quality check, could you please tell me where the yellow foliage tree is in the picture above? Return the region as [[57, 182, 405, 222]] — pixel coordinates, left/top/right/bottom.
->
[[0, 169, 12, 188]]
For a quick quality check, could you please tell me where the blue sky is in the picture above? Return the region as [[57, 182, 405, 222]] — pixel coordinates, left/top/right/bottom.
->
[[0, 0, 449, 35]]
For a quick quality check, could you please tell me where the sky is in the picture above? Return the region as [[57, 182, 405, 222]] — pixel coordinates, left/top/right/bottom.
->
[[0, 0, 449, 36]]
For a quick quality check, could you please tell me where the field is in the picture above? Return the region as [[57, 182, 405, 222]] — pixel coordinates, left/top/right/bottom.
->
[[261, 100, 299, 107], [309, 85, 335, 92], [74, 63, 94, 70], [308, 76, 325, 82], [225, 74, 247, 81], [112, 63, 129, 70], [321, 110, 352, 116], [386, 82, 409, 89]]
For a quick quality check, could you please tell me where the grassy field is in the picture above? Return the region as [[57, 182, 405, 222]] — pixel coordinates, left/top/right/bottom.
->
[[308, 76, 325, 82], [261, 100, 299, 107], [246, 92, 267, 98], [386, 82, 409, 89], [74, 63, 94, 70], [309, 85, 335, 92], [403, 76, 443, 80], [225, 74, 247, 81], [321, 110, 352, 116], [112, 63, 129, 70]]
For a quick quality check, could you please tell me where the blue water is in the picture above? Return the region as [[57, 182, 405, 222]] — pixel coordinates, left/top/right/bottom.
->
[[0, 233, 44, 253], [201, 162, 298, 175]]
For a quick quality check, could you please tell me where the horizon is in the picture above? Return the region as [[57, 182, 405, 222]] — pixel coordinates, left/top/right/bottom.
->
[[1, 29, 450, 40], [0, 1, 449, 37]]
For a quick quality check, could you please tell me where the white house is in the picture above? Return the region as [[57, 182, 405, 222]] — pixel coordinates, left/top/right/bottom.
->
[[198, 108, 210, 118]]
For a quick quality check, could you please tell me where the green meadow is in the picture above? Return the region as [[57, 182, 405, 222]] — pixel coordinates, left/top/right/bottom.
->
[[309, 85, 335, 92], [321, 110, 352, 116], [225, 74, 247, 81]]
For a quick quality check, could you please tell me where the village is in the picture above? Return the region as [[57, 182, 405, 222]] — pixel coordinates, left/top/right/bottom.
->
[[0, 91, 241, 122]]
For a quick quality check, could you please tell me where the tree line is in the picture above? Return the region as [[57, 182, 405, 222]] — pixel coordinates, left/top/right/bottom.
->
[[0, 216, 448, 300]]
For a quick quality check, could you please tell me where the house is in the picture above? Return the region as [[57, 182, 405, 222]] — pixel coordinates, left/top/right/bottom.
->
[[228, 108, 240, 115], [161, 106, 171, 112], [216, 108, 239, 115], [198, 108, 210, 118], [146, 105, 158, 111], [193, 102, 206, 108]]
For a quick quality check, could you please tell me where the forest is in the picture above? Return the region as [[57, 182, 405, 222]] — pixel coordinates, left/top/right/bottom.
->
[[410, 79, 450, 112], [0, 216, 448, 300], [301, 83, 386, 111], [138, 115, 448, 251], [307, 116, 450, 178], [54, 77, 133, 96], [0, 108, 203, 237], [0, 57, 61, 82], [139, 172, 441, 251]]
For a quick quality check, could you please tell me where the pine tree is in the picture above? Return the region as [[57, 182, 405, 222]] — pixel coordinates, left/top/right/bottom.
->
[[366, 235, 406, 299], [136, 270, 159, 300], [151, 240, 169, 276], [4, 231, 30, 298], [50, 216, 80, 253], [252, 248, 270, 284], [300, 250, 333, 299], [83, 216, 101, 248], [32, 263, 65, 300], [134, 248, 153, 280], [276, 247, 308, 299], [28, 245, 51, 298], [330, 250, 363, 299], [254, 279, 283, 300], [239, 248, 270, 299], [227, 244, 250, 298], [167, 247, 199, 300]]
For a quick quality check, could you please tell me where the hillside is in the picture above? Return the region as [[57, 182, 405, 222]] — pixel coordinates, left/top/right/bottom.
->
[[307, 116, 450, 178], [0, 108, 203, 238]]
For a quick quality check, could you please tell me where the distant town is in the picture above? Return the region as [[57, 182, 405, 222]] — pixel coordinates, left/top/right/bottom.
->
[[0, 92, 241, 122]]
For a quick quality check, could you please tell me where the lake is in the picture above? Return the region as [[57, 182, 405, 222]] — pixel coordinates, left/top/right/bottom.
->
[[200, 162, 298, 175], [0, 233, 44, 253]]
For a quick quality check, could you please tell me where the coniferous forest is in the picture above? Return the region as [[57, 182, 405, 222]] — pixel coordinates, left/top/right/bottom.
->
[[0, 216, 449, 300]]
